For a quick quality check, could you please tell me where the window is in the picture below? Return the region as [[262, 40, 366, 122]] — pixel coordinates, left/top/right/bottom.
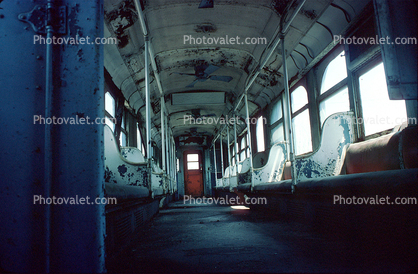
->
[[240, 136, 246, 161], [319, 87, 349, 126], [270, 100, 283, 125], [270, 123, 284, 144], [292, 110, 312, 155], [291, 86, 308, 112], [291, 86, 312, 155], [119, 112, 127, 147], [105, 92, 116, 131], [186, 154, 200, 170], [136, 126, 142, 152], [320, 51, 347, 94], [120, 132, 127, 147], [319, 50, 350, 126], [231, 145, 236, 166], [256, 116, 265, 152], [270, 98, 284, 145], [358, 62, 407, 136]]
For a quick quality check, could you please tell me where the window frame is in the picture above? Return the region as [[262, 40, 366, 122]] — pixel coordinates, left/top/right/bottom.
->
[[317, 49, 350, 126], [353, 57, 407, 140], [269, 96, 285, 145], [290, 85, 313, 155], [238, 131, 248, 161]]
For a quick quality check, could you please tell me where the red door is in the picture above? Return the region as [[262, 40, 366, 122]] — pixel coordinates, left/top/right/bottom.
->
[[184, 151, 204, 197]]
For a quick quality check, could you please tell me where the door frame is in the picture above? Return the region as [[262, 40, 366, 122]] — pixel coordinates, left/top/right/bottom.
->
[[183, 150, 204, 197]]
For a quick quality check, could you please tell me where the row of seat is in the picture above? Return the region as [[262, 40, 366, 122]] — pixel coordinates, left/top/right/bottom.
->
[[216, 112, 356, 192], [104, 125, 175, 199]]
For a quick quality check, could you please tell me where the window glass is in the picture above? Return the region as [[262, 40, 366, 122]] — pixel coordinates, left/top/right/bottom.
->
[[292, 109, 312, 155], [121, 114, 125, 129], [120, 132, 127, 147], [321, 51, 347, 94], [256, 116, 265, 152], [105, 92, 115, 117], [187, 154, 199, 161], [319, 87, 350, 126], [270, 122, 284, 145], [240, 136, 246, 160], [270, 99, 283, 125], [291, 86, 308, 113], [187, 154, 199, 170], [137, 127, 142, 151], [358, 62, 407, 136]]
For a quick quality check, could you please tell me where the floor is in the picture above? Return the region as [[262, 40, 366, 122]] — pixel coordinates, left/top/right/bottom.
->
[[107, 200, 417, 273]]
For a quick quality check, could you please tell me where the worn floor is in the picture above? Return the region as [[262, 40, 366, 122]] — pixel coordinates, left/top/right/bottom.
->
[[107, 201, 417, 273]]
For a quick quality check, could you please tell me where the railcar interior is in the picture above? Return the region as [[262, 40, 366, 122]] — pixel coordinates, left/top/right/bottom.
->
[[1, 0, 417, 272]]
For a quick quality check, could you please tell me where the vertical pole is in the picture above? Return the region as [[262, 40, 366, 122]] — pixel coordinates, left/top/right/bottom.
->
[[44, 1, 54, 271], [244, 93, 254, 177], [145, 37, 151, 161], [213, 143, 217, 181], [281, 34, 297, 188], [220, 133, 224, 178], [161, 97, 165, 173], [167, 123, 171, 189], [227, 126, 231, 167], [172, 135, 176, 191], [234, 115, 239, 166], [166, 117, 169, 173]]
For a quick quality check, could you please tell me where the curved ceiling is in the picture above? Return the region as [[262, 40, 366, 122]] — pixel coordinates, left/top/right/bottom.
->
[[104, 0, 370, 147]]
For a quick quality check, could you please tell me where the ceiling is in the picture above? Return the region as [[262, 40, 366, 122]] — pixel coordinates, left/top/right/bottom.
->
[[103, 0, 371, 147]]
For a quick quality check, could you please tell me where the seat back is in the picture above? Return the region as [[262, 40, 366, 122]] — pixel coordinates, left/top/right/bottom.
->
[[294, 112, 355, 180], [120, 147, 146, 163], [253, 151, 268, 168], [238, 158, 251, 174], [104, 125, 149, 187], [345, 125, 417, 174], [252, 142, 287, 184], [224, 166, 231, 178]]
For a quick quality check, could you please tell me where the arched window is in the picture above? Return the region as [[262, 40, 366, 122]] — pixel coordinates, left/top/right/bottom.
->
[[320, 51, 347, 94], [319, 50, 350, 126]]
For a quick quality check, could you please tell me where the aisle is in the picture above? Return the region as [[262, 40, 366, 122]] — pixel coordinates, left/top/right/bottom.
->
[[107, 200, 414, 273]]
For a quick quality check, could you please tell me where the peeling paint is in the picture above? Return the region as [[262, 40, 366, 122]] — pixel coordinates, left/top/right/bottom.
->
[[295, 112, 355, 181]]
